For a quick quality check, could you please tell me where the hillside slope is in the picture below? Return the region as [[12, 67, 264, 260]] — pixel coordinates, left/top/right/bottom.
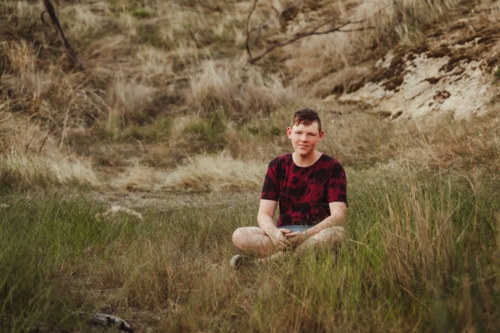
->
[[0, 0, 499, 191]]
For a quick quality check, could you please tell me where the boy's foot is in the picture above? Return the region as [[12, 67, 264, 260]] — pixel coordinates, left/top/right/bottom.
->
[[230, 254, 260, 269]]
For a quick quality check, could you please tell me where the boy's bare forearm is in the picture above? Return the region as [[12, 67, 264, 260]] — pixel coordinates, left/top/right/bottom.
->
[[258, 213, 278, 237], [305, 205, 346, 238]]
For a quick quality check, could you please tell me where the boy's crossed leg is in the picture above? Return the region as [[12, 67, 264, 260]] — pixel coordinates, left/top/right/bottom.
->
[[231, 226, 346, 265]]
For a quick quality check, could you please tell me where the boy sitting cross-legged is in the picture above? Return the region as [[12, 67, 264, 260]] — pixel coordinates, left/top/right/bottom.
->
[[231, 108, 348, 267]]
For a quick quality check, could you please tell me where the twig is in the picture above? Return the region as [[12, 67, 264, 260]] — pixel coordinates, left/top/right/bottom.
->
[[399, 285, 425, 306], [455, 274, 499, 290], [38, 132, 50, 154], [270, 5, 280, 15], [59, 106, 71, 150], [42, 0, 84, 70], [25, 130, 37, 154], [337, 27, 376, 33]]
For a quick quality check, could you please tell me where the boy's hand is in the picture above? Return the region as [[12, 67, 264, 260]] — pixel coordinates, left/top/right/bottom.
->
[[271, 229, 294, 251], [285, 231, 308, 246]]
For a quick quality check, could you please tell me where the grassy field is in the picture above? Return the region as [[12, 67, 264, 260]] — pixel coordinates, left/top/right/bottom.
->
[[2, 0, 500, 331], [1, 164, 500, 332]]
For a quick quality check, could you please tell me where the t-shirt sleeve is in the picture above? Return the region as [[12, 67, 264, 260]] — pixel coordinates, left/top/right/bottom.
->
[[328, 161, 348, 206], [261, 158, 280, 201]]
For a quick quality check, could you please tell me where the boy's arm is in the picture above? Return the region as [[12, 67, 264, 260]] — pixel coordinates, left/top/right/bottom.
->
[[287, 202, 347, 245], [258, 199, 293, 251], [307, 201, 347, 236]]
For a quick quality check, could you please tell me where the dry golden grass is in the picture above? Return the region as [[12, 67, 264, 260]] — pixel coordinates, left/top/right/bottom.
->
[[60, 2, 110, 36], [0, 150, 99, 189], [188, 60, 295, 119], [107, 74, 157, 124], [404, 116, 500, 175], [320, 111, 500, 175], [134, 45, 175, 83], [0, 109, 99, 189], [111, 151, 267, 192], [162, 151, 267, 191], [3, 41, 52, 113], [111, 162, 168, 191], [11, 1, 41, 29], [0, 41, 101, 189]]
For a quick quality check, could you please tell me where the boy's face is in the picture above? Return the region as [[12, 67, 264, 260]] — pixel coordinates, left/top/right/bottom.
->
[[287, 121, 324, 157]]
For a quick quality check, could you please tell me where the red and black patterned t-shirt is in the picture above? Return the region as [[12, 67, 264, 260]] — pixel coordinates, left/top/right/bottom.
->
[[261, 153, 348, 227]]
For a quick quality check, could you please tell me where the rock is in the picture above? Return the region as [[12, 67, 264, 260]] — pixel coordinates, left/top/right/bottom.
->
[[375, 52, 394, 69], [76, 312, 134, 333], [337, 50, 495, 120], [95, 205, 143, 220]]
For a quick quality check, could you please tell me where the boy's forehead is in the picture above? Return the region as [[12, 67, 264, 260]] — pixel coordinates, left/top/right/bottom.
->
[[291, 121, 320, 131]]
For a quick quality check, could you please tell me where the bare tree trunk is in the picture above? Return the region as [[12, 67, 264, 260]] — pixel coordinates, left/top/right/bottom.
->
[[42, 0, 84, 70]]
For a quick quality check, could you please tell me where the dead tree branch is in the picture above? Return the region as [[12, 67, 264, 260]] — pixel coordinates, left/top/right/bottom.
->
[[42, 0, 84, 70], [246, 2, 394, 64], [248, 20, 372, 64]]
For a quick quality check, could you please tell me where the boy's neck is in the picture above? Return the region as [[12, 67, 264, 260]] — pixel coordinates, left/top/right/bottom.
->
[[292, 150, 322, 167]]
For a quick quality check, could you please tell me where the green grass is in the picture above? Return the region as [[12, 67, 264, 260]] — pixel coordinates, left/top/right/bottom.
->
[[183, 111, 228, 152], [131, 8, 151, 19], [1, 167, 499, 332]]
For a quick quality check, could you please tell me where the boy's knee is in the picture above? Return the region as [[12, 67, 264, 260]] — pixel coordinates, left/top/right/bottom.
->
[[332, 225, 345, 234], [332, 226, 346, 240], [317, 225, 346, 243], [232, 228, 245, 248]]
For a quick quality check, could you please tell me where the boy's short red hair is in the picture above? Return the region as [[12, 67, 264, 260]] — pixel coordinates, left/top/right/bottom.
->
[[290, 108, 322, 133]]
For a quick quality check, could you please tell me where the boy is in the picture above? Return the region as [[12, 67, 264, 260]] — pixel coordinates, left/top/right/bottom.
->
[[231, 108, 348, 267]]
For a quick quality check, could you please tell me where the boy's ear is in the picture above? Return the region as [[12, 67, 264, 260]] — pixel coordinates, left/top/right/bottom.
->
[[287, 127, 292, 137], [318, 130, 324, 141]]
